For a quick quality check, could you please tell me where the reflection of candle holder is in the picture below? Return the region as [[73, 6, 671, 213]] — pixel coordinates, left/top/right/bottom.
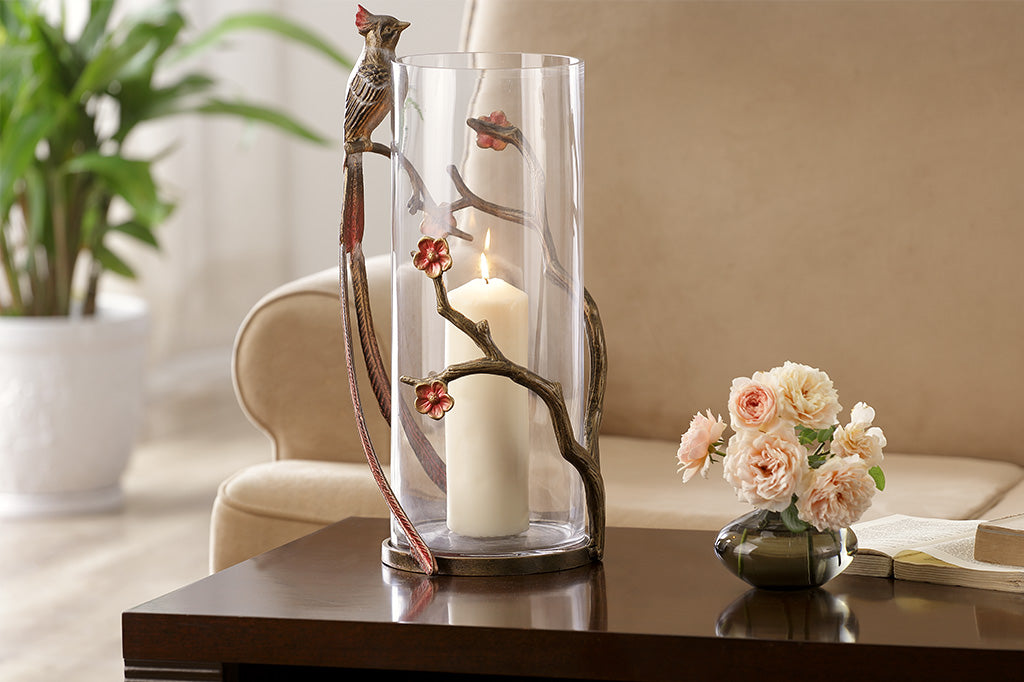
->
[[715, 588, 859, 643], [384, 562, 607, 631], [376, 53, 606, 576]]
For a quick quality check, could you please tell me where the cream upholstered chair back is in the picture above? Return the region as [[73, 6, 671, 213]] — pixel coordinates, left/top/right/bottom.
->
[[461, 0, 1024, 464]]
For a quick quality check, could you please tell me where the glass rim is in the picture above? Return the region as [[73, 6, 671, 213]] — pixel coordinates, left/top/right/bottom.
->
[[395, 51, 582, 72]]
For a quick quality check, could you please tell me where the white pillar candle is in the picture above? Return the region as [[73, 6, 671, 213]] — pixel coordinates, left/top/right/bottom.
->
[[444, 257, 530, 537]]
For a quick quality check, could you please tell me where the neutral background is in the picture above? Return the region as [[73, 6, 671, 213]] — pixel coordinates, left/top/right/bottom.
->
[[107, 0, 467, 388]]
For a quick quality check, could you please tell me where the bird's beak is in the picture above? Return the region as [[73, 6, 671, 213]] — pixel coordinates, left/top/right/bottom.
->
[[397, 21, 410, 32]]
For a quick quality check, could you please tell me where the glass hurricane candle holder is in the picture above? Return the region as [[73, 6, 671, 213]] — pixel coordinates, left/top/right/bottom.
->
[[385, 52, 601, 576]]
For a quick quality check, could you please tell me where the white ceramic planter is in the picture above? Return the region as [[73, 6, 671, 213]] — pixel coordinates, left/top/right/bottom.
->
[[0, 294, 149, 517]]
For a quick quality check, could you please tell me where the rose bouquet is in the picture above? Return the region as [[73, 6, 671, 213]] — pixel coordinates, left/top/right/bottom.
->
[[678, 361, 886, 532]]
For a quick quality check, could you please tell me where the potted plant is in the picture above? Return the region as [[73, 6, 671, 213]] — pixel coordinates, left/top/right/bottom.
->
[[0, 0, 351, 516]]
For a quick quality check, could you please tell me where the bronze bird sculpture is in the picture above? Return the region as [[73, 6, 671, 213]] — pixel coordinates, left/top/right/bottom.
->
[[338, 5, 437, 574]]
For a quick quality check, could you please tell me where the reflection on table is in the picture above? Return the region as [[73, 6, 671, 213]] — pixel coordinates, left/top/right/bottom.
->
[[716, 588, 858, 643], [383, 562, 607, 631]]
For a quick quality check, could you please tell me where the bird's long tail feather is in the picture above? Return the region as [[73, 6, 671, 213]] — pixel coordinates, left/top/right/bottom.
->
[[342, 153, 365, 252], [349, 245, 448, 491], [340, 154, 436, 576]]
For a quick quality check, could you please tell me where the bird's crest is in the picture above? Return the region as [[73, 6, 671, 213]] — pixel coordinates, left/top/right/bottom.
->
[[355, 5, 375, 34]]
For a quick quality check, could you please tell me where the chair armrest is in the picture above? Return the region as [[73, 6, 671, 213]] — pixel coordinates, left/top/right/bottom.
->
[[232, 254, 392, 463]]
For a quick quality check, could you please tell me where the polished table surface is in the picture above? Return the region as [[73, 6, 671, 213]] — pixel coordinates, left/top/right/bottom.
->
[[123, 517, 1024, 681]]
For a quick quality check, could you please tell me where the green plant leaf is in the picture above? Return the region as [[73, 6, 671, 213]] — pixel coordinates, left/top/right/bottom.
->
[[115, 73, 215, 141], [781, 499, 811, 533], [21, 163, 48, 245], [0, 1, 32, 37], [92, 242, 136, 279], [795, 425, 817, 446], [64, 153, 170, 226], [173, 12, 352, 69], [807, 453, 827, 470], [109, 220, 160, 249], [197, 99, 329, 145], [29, 13, 80, 93], [869, 466, 886, 491], [73, 27, 154, 100], [0, 109, 59, 219], [76, 0, 116, 58]]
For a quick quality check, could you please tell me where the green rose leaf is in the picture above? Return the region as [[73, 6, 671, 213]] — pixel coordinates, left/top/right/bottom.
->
[[807, 453, 827, 470], [869, 465, 886, 491], [781, 499, 811, 533], [796, 425, 817, 445]]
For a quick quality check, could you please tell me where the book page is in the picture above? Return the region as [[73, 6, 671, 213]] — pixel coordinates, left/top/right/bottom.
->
[[851, 514, 981, 558], [910, 534, 1022, 573]]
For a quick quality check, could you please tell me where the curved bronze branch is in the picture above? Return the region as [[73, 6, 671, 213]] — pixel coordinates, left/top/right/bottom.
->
[[455, 118, 607, 463]]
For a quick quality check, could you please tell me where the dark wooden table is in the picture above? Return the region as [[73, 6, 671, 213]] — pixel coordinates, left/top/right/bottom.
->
[[123, 517, 1024, 681]]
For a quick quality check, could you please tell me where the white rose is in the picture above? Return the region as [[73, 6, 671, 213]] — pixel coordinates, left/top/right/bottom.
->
[[769, 361, 842, 429], [832, 401, 886, 468]]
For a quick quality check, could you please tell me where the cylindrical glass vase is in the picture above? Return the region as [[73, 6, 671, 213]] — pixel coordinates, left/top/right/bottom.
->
[[387, 53, 586, 575]]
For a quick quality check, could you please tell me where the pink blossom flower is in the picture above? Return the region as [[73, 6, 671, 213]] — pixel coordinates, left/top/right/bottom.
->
[[728, 374, 780, 431], [414, 380, 454, 420], [412, 237, 452, 279], [475, 110, 510, 151], [677, 410, 726, 482], [723, 430, 807, 511], [796, 455, 877, 531]]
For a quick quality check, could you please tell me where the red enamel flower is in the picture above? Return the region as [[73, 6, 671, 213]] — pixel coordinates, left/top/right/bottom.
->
[[475, 110, 510, 151], [412, 237, 452, 279], [415, 380, 454, 420]]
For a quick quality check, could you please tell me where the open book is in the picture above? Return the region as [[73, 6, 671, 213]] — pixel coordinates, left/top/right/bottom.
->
[[847, 514, 1024, 593]]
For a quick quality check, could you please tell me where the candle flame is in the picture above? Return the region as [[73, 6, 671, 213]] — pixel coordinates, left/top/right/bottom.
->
[[479, 253, 490, 282]]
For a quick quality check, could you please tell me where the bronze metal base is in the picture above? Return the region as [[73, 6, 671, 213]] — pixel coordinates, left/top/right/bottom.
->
[[381, 538, 595, 576]]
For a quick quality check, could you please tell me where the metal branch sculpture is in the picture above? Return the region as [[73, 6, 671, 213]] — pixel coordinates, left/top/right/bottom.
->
[[339, 7, 607, 575]]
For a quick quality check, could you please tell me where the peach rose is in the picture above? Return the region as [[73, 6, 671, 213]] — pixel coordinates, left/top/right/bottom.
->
[[677, 410, 726, 483], [832, 402, 886, 468], [728, 374, 780, 431], [769, 361, 842, 429], [723, 430, 807, 511], [796, 456, 876, 531]]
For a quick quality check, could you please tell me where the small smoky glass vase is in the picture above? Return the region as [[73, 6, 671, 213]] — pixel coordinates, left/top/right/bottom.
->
[[714, 509, 858, 590]]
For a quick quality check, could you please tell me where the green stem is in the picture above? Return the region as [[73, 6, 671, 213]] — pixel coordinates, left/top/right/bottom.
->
[[806, 528, 813, 584], [0, 223, 23, 314], [50, 171, 70, 316], [737, 527, 748, 577]]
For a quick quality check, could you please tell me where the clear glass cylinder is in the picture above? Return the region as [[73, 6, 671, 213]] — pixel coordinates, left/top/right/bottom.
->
[[388, 53, 585, 572]]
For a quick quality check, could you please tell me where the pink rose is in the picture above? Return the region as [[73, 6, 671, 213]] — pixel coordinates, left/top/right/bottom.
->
[[796, 456, 876, 531], [723, 430, 807, 511], [728, 375, 779, 430], [676, 410, 726, 483]]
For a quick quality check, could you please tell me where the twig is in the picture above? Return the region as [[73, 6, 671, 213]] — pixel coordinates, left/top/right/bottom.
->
[[362, 142, 473, 242]]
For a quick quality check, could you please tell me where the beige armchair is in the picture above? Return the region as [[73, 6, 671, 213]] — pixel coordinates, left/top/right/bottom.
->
[[211, 0, 1024, 572]]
